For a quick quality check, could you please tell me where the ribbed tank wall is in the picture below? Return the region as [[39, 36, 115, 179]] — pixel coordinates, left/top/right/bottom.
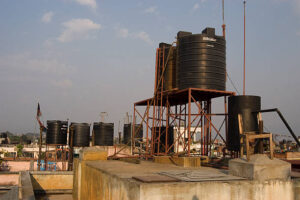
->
[[159, 43, 177, 91], [93, 122, 114, 146], [46, 120, 68, 145], [177, 28, 226, 90], [123, 124, 143, 145], [152, 126, 174, 153], [228, 95, 261, 151], [70, 123, 90, 147]]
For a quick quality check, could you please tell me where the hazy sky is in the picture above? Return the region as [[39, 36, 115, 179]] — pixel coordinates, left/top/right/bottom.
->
[[0, 0, 299, 139]]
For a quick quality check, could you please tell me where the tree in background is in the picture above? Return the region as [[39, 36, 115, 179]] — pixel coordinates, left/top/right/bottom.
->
[[16, 144, 24, 157]]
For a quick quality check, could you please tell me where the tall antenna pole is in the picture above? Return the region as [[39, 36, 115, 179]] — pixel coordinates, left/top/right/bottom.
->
[[243, 0, 246, 95], [222, 0, 226, 83], [222, 0, 226, 38]]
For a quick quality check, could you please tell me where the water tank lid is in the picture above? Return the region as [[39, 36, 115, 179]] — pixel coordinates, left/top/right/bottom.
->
[[159, 43, 171, 48], [202, 27, 215, 37], [177, 31, 192, 38]]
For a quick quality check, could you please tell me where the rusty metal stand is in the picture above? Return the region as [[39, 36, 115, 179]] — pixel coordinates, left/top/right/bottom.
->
[[68, 126, 74, 171], [133, 88, 234, 158]]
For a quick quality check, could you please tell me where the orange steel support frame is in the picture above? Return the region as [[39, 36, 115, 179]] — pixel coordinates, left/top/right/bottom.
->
[[132, 89, 235, 157], [130, 46, 235, 158]]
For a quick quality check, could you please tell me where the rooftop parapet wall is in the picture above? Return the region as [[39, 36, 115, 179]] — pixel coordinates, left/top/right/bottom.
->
[[140, 179, 296, 200], [30, 171, 73, 191], [0, 172, 19, 186], [73, 156, 300, 200], [73, 147, 109, 200]]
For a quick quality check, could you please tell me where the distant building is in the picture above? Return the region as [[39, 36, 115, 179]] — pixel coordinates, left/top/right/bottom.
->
[[0, 145, 55, 159], [0, 133, 8, 144], [173, 126, 202, 153]]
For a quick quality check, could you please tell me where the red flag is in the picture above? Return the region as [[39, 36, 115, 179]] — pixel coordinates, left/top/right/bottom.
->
[[37, 103, 42, 118], [36, 103, 45, 129]]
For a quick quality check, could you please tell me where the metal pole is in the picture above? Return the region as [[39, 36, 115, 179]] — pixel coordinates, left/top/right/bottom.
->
[[243, 0, 246, 95], [45, 145, 48, 171], [154, 49, 159, 95], [146, 101, 150, 157], [222, 0, 226, 38], [224, 96, 228, 146], [188, 89, 192, 156], [151, 99, 156, 156], [177, 105, 180, 154], [208, 100, 212, 156], [68, 126, 74, 171], [132, 106, 136, 154], [165, 98, 169, 154], [253, 108, 300, 147], [38, 126, 42, 171], [201, 102, 204, 155]]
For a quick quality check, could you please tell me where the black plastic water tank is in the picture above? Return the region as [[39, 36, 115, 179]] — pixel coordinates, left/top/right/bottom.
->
[[152, 126, 174, 153], [0, 133, 7, 138], [228, 95, 261, 151], [46, 120, 68, 145], [177, 27, 226, 90], [93, 122, 114, 146], [123, 124, 143, 145], [159, 43, 177, 91], [69, 123, 90, 147]]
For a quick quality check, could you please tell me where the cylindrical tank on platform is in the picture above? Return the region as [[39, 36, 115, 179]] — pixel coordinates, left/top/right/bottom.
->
[[158, 43, 177, 91], [69, 123, 90, 147], [152, 126, 174, 153], [228, 95, 261, 151], [123, 123, 143, 145], [46, 120, 68, 145], [177, 27, 226, 91], [93, 122, 114, 146]]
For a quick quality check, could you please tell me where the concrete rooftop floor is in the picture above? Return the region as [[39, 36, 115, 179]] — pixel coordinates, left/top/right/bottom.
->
[[85, 160, 235, 182]]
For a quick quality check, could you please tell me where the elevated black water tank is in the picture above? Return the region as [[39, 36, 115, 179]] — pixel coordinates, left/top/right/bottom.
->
[[69, 123, 90, 147], [152, 126, 174, 153], [93, 122, 114, 146], [228, 95, 261, 151], [123, 124, 143, 145], [177, 27, 226, 90], [46, 120, 68, 145], [159, 43, 177, 91]]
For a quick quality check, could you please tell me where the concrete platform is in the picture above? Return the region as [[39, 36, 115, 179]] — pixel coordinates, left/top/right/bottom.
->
[[229, 154, 291, 181], [79, 146, 108, 161], [74, 158, 299, 200], [153, 156, 201, 167]]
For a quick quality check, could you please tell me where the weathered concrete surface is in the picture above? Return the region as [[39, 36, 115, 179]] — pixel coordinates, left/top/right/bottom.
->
[[79, 146, 108, 161], [154, 156, 201, 167], [20, 171, 35, 200], [74, 159, 299, 200], [229, 154, 291, 181], [30, 171, 73, 191], [275, 152, 300, 160], [0, 186, 19, 200], [79, 161, 140, 200], [140, 180, 295, 200], [92, 145, 131, 157], [73, 148, 109, 200], [73, 159, 80, 200], [295, 179, 300, 200], [0, 174, 19, 186], [35, 194, 73, 200]]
